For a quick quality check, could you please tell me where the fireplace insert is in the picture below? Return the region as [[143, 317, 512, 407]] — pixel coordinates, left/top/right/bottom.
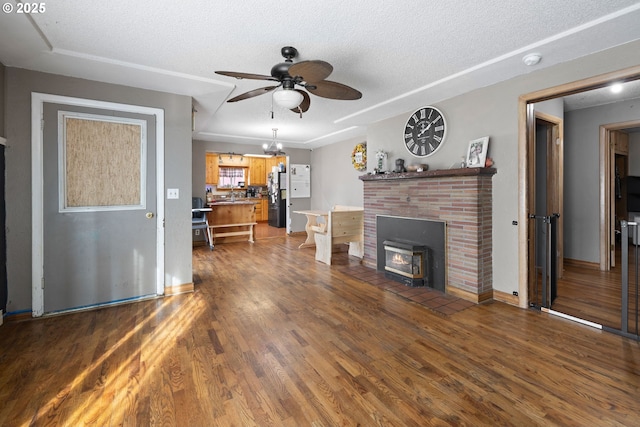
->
[[383, 239, 427, 287]]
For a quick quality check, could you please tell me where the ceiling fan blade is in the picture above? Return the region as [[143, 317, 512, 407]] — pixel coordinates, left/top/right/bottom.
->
[[307, 80, 362, 100], [288, 60, 333, 83], [215, 71, 278, 81], [290, 90, 311, 114], [227, 86, 278, 102]]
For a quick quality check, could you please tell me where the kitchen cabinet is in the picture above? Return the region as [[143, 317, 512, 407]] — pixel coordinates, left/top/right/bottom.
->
[[254, 199, 263, 221], [249, 157, 266, 185], [252, 199, 269, 221], [265, 155, 287, 177], [206, 153, 219, 185], [218, 154, 249, 167]]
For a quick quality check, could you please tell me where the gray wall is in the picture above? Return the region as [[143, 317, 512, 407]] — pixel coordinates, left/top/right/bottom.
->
[[564, 97, 640, 263], [311, 39, 640, 296], [310, 136, 364, 210], [5, 68, 193, 313], [192, 139, 312, 232]]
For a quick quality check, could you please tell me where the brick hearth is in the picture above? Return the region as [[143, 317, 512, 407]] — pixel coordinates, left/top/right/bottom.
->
[[359, 168, 496, 303]]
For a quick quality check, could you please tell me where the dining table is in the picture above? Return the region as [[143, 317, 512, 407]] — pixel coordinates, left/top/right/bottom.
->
[[293, 210, 329, 249]]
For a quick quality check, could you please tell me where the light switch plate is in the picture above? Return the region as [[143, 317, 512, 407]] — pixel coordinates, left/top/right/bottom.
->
[[167, 188, 179, 199]]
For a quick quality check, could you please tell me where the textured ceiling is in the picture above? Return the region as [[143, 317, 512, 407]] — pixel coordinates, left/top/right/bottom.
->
[[1, 0, 640, 148]]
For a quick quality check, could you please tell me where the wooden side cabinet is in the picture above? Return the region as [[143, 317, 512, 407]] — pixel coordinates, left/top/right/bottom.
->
[[206, 153, 219, 185]]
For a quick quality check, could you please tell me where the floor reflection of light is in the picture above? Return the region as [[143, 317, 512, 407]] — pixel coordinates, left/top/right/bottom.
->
[[26, 293, 205, 426]]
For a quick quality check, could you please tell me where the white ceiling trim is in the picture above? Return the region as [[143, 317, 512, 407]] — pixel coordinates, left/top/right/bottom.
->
[[51, 48, 233, 88], [338, 2, 640, 125]]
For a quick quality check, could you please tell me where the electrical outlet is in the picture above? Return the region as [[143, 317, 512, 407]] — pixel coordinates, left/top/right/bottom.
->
[[195, 229, 200, 236], [512, 291, 519, 296]]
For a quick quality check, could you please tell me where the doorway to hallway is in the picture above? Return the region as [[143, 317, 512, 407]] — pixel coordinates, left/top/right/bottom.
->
[[520, 66, 640, 339]]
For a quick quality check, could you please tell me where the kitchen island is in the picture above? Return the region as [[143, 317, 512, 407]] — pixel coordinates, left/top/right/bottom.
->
[[206, 200, 257, 244]]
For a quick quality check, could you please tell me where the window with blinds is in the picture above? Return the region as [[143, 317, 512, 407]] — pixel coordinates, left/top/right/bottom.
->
[[218, 167, 246, 188]]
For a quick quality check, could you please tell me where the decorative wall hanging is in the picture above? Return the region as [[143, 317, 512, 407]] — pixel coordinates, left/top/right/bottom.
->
[[352, 142, 367, 171], [375, 149, 387, 173]]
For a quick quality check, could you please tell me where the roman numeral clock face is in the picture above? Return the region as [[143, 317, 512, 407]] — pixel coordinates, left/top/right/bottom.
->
[[403, 106, 447, 158]]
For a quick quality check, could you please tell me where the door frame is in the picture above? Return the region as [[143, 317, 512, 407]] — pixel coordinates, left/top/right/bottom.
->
[[31, 93, 165, 317], [600, 122, 640, 271], [527, 111, 564, 306], [518, 65, 640, 308], [537, 111, 564, 277]]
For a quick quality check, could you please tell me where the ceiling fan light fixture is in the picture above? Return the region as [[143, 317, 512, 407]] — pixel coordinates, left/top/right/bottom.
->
[[273, 89, 303, 109]]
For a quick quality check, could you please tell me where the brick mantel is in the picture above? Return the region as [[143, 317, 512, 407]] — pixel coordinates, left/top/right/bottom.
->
[[359, 168, 496, 303]]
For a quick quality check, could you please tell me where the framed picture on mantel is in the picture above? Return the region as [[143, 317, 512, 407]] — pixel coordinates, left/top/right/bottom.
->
[[466, 136, 489, 168]]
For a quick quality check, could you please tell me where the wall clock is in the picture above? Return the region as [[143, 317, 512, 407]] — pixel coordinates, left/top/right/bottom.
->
[[403, 106, 447, 157]]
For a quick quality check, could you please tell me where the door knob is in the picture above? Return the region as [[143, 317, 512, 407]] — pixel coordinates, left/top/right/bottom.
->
[[146, 212, 154, 219]]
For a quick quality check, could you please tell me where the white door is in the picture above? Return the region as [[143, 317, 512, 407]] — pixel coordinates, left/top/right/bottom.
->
[[32, 94, 164, 315]]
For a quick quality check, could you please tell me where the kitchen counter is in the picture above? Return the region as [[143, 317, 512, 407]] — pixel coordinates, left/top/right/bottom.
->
[[208, 200, 257, 206], [206, 201, 257, 244]]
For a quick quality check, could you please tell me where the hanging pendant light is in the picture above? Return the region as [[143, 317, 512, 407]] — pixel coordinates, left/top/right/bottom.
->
[[263, 128, 285, 156]]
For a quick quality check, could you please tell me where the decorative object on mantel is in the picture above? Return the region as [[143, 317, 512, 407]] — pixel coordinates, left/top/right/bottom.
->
[[466, 136, 489, 168], [394, 158, 407, 173], [485, 157, 494, 168], [351, 142, 367, 171], [406, 163, 428, 172], [375, 149, 387, 174]]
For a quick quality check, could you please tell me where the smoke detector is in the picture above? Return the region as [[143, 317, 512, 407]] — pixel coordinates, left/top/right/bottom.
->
[[522, 53, 542, 66]]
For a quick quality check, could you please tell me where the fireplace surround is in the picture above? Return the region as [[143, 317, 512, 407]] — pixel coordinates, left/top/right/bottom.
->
[[360, 167, 495, 303]]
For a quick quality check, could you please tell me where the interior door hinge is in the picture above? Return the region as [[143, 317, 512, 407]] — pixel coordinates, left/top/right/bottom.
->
[[41, 277, 45, 289], [41, 119, 44, 131]]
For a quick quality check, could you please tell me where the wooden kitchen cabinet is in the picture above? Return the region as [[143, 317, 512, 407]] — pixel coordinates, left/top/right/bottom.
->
[[218, 154, 249, 167], [265, 155, 287, 176], [252, 199, 269, 221], [249, 157, 266, 185], [206, 152, 219, 185], [254, 200, 263, 221]]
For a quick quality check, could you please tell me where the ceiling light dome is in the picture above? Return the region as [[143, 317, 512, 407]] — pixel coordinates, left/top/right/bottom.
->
[[273, 89, 303, 109]]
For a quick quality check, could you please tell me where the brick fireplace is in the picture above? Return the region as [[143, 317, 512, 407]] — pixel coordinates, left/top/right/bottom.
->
[[359, 167, 496, 303]]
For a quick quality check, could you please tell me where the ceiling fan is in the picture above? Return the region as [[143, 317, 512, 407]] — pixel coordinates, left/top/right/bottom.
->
[[215, 46, 362, 116]]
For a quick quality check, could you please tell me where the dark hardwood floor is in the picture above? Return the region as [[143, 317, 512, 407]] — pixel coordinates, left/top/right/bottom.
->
[[551, 249, 640, 333], [1, 235, 639, 426]]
